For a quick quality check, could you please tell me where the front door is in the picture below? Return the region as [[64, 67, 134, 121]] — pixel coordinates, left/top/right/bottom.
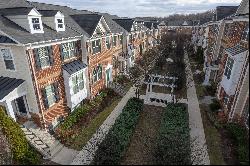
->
[[15, 96, 27, 115], [106, 68, 111, 84]]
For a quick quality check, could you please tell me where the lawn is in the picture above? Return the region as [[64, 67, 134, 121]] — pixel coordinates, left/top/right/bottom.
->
[[121, 105, 164, 165], [200, 104, 226, 165], [67, 97, 121, 150]]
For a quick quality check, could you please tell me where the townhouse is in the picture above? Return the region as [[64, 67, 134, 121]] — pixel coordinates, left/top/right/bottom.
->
[[192, 0, 249, 128], [0, 0, 159, 129]]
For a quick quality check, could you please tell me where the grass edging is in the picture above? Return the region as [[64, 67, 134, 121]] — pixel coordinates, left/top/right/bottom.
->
[[92, 97, 143, 165], [155, 103, 191, 165]]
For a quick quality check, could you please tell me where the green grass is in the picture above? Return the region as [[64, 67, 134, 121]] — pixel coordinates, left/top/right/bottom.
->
[[196, 84, 206, 99], [67, 97, 122, 150], [200, 104, 226, 165]]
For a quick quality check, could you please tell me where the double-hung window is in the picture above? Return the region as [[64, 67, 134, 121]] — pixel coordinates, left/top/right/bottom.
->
[[106, 37, 111, 49], [72, 71, 85, 94], [32, 18, 41, 30], [224, 57, 234, 80], [92, 39, 101, 54], [38, 47, 50, 68], [34, 46, 53, 70], [119, 35, 123, 45], [1, 48, 15, 70], [57, 19, 64, 29], [61, 42, 75, 60], [92, 65, 102, 83], [42, 83, 60, 109], [112, 36, 117, 47]]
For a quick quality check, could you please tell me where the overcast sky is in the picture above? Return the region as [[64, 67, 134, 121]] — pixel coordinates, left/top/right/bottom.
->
[[31, 0, 242, 17]]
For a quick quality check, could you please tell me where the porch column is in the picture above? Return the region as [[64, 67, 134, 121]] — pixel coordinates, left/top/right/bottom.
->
[[5, 101, 16, 121]]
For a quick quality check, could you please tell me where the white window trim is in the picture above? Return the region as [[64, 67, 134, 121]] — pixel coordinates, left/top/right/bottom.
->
[[37, 47, 51, 69], [0, 47, 16, 71], [92, 39, 101, 55], [71, 70, 85, 95], [224, 57, 234, 80], [62, 42, 75, 60], [28, 16, 44, 34], [55, 17, 65, 32], [45, 84, 56, 107]]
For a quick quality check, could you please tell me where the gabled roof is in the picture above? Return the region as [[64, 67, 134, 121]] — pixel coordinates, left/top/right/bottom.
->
[[70, 14, 103, 37], [0, 0, 31, 9], [30, 1, 125, 35], [62, 60, 87, 75], [215, 6, 238, 21], [113, 19, 134, 32], [236, 0, 249, 15], [0, 7, 34, 16], [0, 35, 16, 44], [0, 76, 25, 100], [225, 44, 248, 56], [38, 10, 59, 17], [144, 22, 153, 29]]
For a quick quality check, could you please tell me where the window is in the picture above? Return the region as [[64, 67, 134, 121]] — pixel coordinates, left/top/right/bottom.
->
[[106, 37, 111, 49], [72, 71, 85, 94], [92, 65, 102, 83], [1, 48, 15, 70], [37, 47, 50, 68], [32, 18, 41, 30], [42, 83, 60, 109], [119, 35, 123, 45], [112, 35, 117, 47], [92, 39, 101, 54], [224, 57, 234, 80], [61, 42, 75, 60], [57, 19, 64, 29], [242, 23, 249, 41]]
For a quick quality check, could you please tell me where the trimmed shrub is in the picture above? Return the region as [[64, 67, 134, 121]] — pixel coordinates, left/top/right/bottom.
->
[[155, 103, 191, 165], [92, 97, 143, 165], [225, 123, 249, 164], [0, 108, 40, 164], [209, 99, 221, 112]]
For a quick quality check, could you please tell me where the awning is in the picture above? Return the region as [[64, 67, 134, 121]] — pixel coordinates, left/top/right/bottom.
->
[[0, 76, 25, 100], [62, 60, 87, 75]]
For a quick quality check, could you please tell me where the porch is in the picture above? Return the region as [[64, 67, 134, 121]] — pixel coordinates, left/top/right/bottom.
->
[[0, 76, 30, 124]]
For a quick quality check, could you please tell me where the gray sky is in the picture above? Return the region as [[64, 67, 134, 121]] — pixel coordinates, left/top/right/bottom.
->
[[31, 0, 241, 17]]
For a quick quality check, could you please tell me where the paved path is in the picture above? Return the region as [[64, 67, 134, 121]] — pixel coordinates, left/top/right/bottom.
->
[[185, 51, 210, 165], [71, 87, 136, 165]]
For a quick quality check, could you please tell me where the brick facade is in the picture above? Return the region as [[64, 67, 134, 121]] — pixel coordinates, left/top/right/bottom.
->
[[28, 41, 82, 127]]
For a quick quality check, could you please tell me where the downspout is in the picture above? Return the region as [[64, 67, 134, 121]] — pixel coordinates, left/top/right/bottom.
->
[[27, 43, 46, 129]]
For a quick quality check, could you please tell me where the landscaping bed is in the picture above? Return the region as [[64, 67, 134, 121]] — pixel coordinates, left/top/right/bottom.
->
[[114, 75, 133, 93], [0, 108, 41, 165], [55, 88, 121, 150], [92, 98, 144, 165], [155, 103, 191, 165]]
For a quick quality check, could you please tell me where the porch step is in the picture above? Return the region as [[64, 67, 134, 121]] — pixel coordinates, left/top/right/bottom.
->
[[22, 121, 65, 159]]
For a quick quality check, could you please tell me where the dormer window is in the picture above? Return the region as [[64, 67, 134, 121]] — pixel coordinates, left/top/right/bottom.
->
[[57, 19, 64, 29], [32, 18, 41, 30]]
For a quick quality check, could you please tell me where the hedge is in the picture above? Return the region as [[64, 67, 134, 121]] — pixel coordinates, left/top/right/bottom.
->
[[155, 103, 191, 165], [225, 123, 249, 164], [92, 97, 143, 165], [0, 108, 40, 164]]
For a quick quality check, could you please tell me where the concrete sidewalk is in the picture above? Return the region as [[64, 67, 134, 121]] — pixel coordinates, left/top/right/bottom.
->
[[185, 51, 210, 165], [71, 87, 136, 165]]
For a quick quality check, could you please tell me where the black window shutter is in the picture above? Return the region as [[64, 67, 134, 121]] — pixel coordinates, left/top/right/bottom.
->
[[59, 44, 64, 61], [41, 88, 49, 109], [54, 82, 60, 102], [34, 48, 41, 70], [48, 46, 54, 66]]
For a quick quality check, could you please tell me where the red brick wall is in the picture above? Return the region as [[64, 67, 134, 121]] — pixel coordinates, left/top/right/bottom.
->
[[28, 42, 81, 127], [88, 37, 123, 97]]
